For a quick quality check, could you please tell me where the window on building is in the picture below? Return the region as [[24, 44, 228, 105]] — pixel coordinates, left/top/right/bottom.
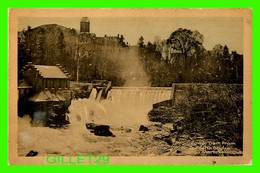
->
[[65, 80, 69, 88], [59, 80, 62, 88], [47, 80, 51, 88], [20, 89, 24, 95], [45, 80, 48, 88]]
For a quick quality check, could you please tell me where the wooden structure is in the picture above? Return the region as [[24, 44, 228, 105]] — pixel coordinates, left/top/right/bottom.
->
[[18, 62, 72, 127]]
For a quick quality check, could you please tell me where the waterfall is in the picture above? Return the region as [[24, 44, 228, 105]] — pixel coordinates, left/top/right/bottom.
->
[[89, 88, 97, 100], [68, 87, 172, 126], [107, 87, 172, 107], [96, 89, 103, 101]]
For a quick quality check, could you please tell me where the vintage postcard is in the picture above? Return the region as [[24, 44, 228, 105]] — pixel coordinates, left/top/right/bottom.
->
[[8, 8, 252, 165]]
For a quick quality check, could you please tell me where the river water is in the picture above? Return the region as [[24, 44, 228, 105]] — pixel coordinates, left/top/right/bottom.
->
[[18, 87, 172, 156]]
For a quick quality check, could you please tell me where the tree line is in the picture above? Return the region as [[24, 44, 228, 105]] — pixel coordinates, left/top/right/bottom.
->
[[18, 25, 243, 86], [138, 28, 243, 86]]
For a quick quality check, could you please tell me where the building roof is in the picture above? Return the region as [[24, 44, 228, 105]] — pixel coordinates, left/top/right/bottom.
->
[[81, 17, 90, 22], [34, 65, 68, 79]]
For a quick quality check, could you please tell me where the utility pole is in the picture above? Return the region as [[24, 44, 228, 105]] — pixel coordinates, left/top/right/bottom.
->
[[76, 50, 80, 82], [76, 49, 88, 83], [76, 57, 80, 82], [171, 83, 176, 106]]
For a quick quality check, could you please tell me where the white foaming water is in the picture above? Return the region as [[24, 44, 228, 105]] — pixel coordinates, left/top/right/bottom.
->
[[89, 88, 97, 100]]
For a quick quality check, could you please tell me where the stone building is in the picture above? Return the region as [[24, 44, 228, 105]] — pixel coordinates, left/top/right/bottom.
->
[[80, 17, 90, 33], [75, 17, 126, 81], [78, 17, 123, 50]]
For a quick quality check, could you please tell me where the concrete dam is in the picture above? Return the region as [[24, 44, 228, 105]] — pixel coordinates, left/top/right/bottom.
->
[[68, 87, 172, 126]]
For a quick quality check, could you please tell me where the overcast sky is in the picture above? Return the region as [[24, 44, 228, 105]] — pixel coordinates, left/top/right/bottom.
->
[[19, 17, 243, 54]]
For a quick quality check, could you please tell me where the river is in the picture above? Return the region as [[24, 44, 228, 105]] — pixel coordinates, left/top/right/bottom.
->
[[18, 87, 173, 156]]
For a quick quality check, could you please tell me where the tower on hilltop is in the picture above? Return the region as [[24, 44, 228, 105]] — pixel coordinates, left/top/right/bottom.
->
[[80, 17, 90, 33]]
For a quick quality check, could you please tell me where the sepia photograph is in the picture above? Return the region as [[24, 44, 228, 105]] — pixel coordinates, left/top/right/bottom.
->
[[8, 8, 252, 165]]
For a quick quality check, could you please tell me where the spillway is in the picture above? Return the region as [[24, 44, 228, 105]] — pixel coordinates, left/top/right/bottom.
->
[[68, 87, 172, 126]]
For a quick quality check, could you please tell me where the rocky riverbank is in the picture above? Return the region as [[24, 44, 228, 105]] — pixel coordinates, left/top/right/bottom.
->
[[19, 118, 242, 156], [147, 84, 243, 155], [132, 123, 242, 156]]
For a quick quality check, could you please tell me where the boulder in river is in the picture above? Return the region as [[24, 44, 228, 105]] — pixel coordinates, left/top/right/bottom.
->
[[94, 125, 115, 137], [86, 123, 115, 137], [163, 138, 173, 145], [139, 125, 149, 132], [26, 150, 38, 157]]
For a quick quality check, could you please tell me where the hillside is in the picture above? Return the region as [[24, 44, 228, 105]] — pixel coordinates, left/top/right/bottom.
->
[[18, 25, 243, 85], [18, 24, 79, 79]]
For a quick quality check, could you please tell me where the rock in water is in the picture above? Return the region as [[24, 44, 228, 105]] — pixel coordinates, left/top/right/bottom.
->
[[139, 125, 149, 132], [125, 129, 131, 133], [164, 138, 173, 145], [26, 150, 38, 157], [94, 125, 115, 137], [176, 150, 182, 154], [85, 123, 97, 129]]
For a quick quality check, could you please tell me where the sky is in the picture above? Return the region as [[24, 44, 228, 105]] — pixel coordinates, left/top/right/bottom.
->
[[19, 17, 243, 54]]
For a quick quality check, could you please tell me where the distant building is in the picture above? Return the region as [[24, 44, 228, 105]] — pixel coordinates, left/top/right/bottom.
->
[[78, 17, 122, 50], [74, 17, 125, 81], [80, 17, 90, 33], [17, 17, 127, 81]]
